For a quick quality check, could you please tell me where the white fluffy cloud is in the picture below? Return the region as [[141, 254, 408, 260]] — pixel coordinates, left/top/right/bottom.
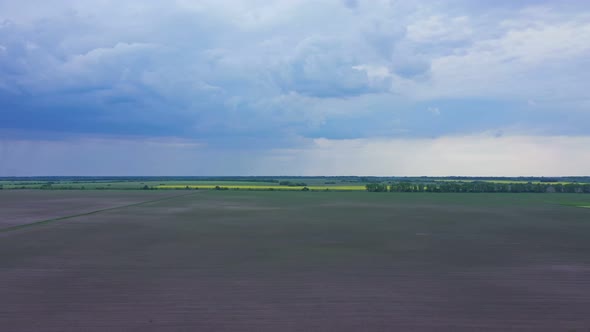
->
[[2, 1, 589, 107], [424, 11, 590, 101]]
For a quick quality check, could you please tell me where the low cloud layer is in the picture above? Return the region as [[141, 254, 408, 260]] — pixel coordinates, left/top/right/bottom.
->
[[2, 134, 588, 176]]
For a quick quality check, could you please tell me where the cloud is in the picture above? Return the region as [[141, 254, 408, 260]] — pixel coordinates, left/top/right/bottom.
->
[[427, 107, 440, 115], [424, 11, 590, 101], [1, 1, 589, 174], [263, 134, 590, 176], [0, 135, 206, 176], [406, 15, 473, 44], [274, 36, 391, 97], [2, 134, 588, 176], [341, 0, 358, 9]]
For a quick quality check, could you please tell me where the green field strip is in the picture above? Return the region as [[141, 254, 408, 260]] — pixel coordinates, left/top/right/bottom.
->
[[0, 192, 198, 233]]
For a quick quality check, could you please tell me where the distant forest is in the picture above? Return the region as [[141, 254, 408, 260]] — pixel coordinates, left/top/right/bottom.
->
[[367, 181, 590, 193]]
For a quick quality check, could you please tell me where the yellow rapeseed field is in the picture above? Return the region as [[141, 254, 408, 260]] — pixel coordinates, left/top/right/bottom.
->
[[157, 184, 366, 191]]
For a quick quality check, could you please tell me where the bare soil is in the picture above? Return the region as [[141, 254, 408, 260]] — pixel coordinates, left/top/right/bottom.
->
[[0, 190, 181, 228], [1, 191, 590, 331]]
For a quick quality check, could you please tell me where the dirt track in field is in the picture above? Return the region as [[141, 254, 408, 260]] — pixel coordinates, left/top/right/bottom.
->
[[1, 191, 590, 331], [0, 190, 181, 229]]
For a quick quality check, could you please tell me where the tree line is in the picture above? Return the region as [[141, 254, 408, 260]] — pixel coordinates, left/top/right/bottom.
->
[[367, 182, 590, 193]]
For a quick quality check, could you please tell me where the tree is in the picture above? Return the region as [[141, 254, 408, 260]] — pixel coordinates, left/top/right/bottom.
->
[[280, 180, 307, 186], [366, 183, 388, 192]]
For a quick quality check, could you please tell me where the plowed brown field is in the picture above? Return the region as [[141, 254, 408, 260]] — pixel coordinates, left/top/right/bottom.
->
[[1, 191, 590, 331]]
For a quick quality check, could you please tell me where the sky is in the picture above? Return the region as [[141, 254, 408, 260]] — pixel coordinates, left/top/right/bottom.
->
[[1, 0, 589, 176]]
